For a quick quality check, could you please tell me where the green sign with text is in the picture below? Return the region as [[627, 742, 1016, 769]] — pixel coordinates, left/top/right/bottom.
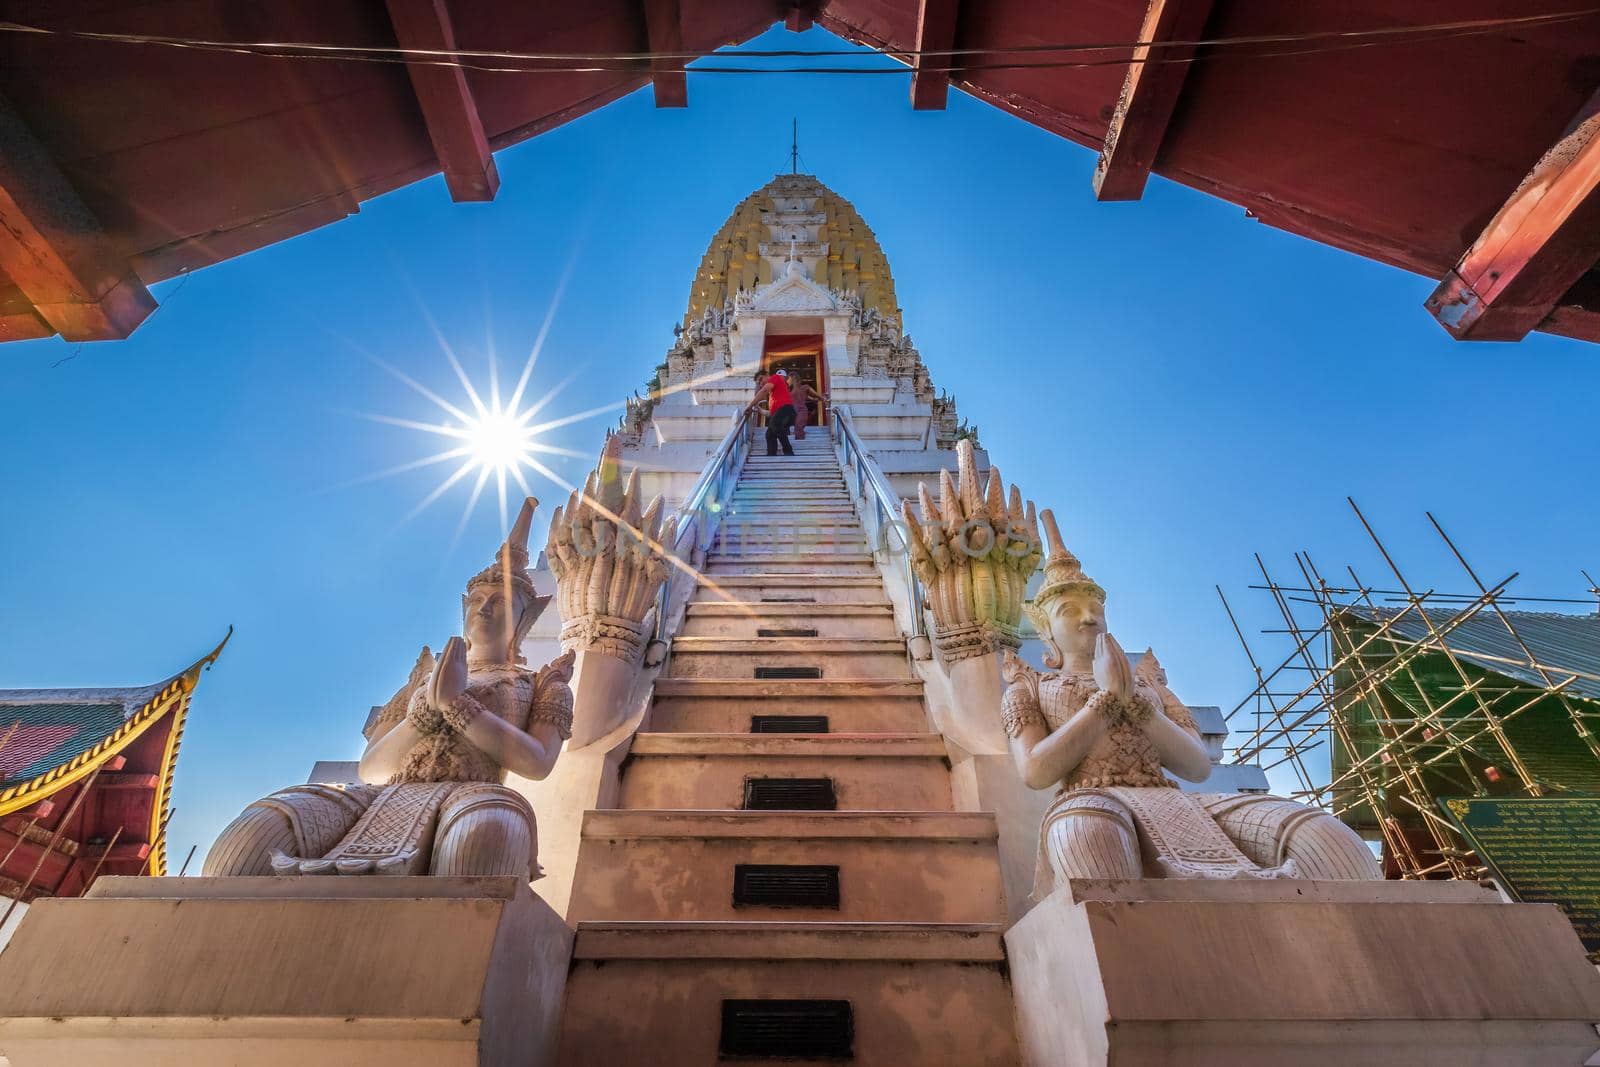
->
[[1441, 796, 1600, 959]]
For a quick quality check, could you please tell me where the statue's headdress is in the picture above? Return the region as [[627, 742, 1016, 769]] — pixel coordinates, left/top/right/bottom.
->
[[465, 498, 551, 664], [468, 496, 539, 602], [1031, 509, 1105, 608]]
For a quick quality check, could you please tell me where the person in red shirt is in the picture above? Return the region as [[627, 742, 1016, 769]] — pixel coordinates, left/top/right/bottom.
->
[[746, 368, 797, 456]]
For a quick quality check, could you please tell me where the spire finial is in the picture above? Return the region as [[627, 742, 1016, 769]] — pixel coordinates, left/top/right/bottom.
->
[[790, 118, 798, 174]]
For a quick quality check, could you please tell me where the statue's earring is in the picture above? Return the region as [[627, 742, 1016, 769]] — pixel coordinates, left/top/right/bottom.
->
[[1024, 602, 1062, 670]]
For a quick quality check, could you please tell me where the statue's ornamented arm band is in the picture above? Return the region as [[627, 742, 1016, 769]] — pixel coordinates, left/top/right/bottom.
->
[[528, 682, 576, 741], [441, 691, 488, 733], [406, 685, 446, 735], [1001, 682, 1047, 738]]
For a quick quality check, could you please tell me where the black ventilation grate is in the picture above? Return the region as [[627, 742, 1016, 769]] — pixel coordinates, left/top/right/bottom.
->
[[755, 665, 822, 679], [733, 864, 841, 908], [751, 715, 829, 734], [744, 777, 837, 810], [757, 628, 819, 638], [720, 1000, 853, 1060]]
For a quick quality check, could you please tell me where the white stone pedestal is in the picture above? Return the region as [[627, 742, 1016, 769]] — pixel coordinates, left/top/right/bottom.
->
[[0, 876, 573, 1067], [1006, 878, 1600, 1067]]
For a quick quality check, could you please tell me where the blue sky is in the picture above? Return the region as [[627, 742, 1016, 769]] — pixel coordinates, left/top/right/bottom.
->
[[3, 25, 1597, 865]]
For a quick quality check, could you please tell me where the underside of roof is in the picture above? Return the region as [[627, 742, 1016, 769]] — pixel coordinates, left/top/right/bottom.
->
[[4, 3, 1600, 348], [0, 635, 227, 900]]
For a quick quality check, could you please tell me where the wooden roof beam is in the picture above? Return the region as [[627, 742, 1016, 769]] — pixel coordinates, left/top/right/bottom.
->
[[910, 0, 960, 111], [785, 2, 820, 33], [1093, 0, 1215, 201], [384, 0, 499, 202], [0, 92, 155, 342], [642, 0, 688, 108], [1426, 89, 1600, 341]]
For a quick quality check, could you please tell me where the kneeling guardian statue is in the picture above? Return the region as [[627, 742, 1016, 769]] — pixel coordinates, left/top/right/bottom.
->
[[1003, 511, 1377, 892], [206, 498, 573, 881]]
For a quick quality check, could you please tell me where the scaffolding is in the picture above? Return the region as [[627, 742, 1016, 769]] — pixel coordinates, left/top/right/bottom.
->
[[1220, 499, 1600, 880]]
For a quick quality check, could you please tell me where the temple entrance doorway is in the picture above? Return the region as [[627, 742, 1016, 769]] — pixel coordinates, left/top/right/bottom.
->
[[762, 333, 826, 427]]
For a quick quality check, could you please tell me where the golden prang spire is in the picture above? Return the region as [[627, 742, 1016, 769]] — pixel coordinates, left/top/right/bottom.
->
[[685, 174, 900, 326]]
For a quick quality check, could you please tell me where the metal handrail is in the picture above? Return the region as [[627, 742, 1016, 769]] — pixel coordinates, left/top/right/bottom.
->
[[831, 406, 928, 640], [651, 408, 754, 644]]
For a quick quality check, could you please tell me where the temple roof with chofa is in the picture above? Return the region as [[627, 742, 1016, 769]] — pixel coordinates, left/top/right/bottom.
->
[[0, 633, 227, 902]]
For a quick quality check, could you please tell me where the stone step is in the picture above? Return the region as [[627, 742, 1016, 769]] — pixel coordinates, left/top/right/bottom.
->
[[717, 518, 861, 530], [738, 467, 843, 474], [707, 550, 873, 564], [732, 487, 848, 497], [745, 438, 834, 447], [727, 502, 855, 512], [709, 541, 870, 556], [650, 678, 928, 734], [708, 541, 870, 557], [728, 484, 848, 493], [735, 479, 846, 487], [747, 449, 838, 458], [713, 527, 868, 540], [738, 473, 841, 481], [704, 560, 879, 577], [714, 515, 862, 527], [691, 574, 888, 605], [731, 478, 845, 486], [732, 495, 857, 505], [715, 528, 863, 541], [568, 811, 1003, 924], [558, 923, 1019, 1066], [680, 601, 898, 639], [726, 511, 864, 524], [742, 454, 838, 462], [705, 551, 875, 563], [665, 637, 913, 681], [617, 734, 952, 812]]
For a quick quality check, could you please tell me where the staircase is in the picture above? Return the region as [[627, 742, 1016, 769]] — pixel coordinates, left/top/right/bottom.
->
[[557, 429, 1020, 1064]]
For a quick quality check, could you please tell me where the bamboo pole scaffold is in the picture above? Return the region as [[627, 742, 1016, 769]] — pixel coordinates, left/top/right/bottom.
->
[[1219, 501, 1599, 880]]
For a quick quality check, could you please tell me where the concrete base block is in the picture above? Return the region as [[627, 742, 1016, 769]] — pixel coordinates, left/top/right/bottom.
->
[[513, 733, 629, 917], [949, 750, 1053, 926], [1006, 879, 1600, 1067], [569, 810, 1003, 923], [558, 921, 1019, 1065], [0, 876, 573, 1067]]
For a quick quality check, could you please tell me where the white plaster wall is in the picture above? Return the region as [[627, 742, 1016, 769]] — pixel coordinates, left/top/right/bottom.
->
[[0, 899, 27, 958]]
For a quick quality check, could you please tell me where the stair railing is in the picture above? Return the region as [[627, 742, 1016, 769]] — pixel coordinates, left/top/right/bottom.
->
[[831, 407, 928, 641], [650, 408, 754, 646]]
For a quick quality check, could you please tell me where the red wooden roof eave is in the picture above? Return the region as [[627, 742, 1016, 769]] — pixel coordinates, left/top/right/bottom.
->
[[7, 2, 1600, 346], [0, 2, 783, 309], [821, 3, 1600, 342]]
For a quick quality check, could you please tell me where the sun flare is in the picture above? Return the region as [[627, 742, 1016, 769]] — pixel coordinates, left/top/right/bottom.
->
[[462, 405, 537, 473], [348, 321, 606, 538]]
